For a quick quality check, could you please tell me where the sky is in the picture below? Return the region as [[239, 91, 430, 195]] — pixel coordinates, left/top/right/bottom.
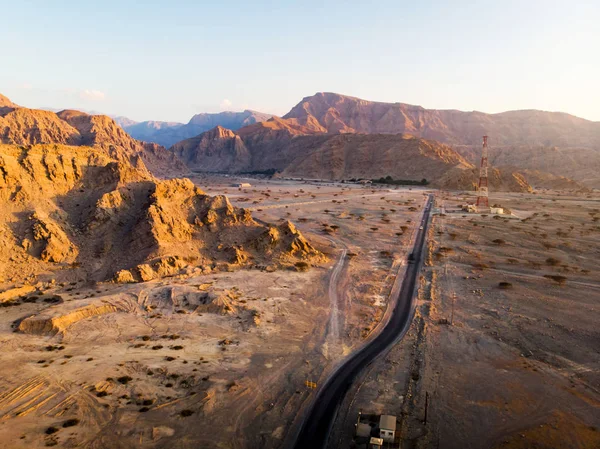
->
[[1, 0, 599, 123]]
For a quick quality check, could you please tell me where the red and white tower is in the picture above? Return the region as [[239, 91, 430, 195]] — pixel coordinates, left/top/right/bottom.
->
[[476, 136, 489, 209]]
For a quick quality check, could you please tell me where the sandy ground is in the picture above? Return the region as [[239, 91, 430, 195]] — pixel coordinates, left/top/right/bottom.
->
[[332, 189, 600, 449], [0, 176, 426, 449]]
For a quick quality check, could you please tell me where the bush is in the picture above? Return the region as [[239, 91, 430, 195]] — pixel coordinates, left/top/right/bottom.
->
[[544, 274, 567, 285], [498, 282, 513, 289], [492, 239, 506, 245], [546, 257, 561, 266], [117, 376, 133, 385], [62, 419, 79, 428], [295, 261, 310, 272]]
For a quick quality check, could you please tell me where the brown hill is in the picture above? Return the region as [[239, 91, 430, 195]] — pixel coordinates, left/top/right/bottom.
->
[[171, 125, 540, 192], [0, 94, 187, 178], [0, 143, 325, 285], [277, 134, 473, 181], [284, 92, 600, 148]]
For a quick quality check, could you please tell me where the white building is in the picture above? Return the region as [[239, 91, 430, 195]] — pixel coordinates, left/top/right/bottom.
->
[[379, 415, 396, 443]]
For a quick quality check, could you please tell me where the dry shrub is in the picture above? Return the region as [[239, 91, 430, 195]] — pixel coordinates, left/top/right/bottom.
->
[[544, 274, 567, 285], [295, 261, 310, 272], [498, 282, 513, 289]]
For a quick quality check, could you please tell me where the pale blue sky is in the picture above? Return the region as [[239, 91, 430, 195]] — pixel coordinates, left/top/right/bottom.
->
[[1, 0, 598, 122]]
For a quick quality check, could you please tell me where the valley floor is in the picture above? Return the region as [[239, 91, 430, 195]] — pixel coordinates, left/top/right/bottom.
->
[[0, 177, 426, 449], [332, 189, 600, 449]]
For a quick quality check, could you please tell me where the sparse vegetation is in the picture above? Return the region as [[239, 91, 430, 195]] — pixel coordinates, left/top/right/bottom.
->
[[544, 274, 567, 285]]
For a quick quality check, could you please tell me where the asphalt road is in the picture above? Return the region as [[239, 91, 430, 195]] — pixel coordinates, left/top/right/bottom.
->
[[292, 194, 433, 449]]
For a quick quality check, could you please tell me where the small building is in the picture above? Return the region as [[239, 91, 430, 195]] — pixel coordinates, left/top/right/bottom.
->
[[232, 182, 251, 188], [379, 415, 396, 443], [369, 437, 384, 448], [490, 206, 504, 214]]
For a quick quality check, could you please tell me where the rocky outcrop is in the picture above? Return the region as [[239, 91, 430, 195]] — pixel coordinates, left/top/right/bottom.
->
[[0, 285, 35, 303], [18, 302, 120, 335], [171, 126, 251, 172], [25, 213, 78, 264], [0, 95, 327, 285], [195, 290, 238, 315], [254, 221, 325, 263]]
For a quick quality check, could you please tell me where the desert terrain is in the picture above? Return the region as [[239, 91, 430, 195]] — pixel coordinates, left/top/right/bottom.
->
[[329, 189, 600, 449], [0, 174, 429, 449]]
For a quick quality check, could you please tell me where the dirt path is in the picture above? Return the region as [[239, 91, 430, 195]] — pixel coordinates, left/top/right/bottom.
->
[[324, 247, 348, 359]]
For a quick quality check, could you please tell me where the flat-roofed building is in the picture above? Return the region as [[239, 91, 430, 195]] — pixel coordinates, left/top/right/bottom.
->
[[379, 415, 396, 443]]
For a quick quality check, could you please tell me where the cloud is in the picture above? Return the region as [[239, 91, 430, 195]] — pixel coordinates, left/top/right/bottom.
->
[[79, 89, 106, 101], [219, 99, 232, 110]]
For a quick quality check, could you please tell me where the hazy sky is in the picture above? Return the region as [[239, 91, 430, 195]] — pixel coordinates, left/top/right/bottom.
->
[[1, 0, 598, 122]]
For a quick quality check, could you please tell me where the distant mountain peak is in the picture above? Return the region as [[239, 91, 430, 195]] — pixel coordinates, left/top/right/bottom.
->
[[0, 93, 19, 109], [118, 109, 275, 148]]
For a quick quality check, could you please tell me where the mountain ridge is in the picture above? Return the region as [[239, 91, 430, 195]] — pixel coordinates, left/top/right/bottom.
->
[[119, 109, 274, 147], [282, 92, 600, 148], [0, 95, 187, 178]]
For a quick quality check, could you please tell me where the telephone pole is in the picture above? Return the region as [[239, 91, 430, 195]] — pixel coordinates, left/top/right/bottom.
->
[[476, 136, 489, 210]]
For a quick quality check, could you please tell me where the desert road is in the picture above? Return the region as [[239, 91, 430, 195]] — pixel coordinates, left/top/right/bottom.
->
[[292, 194, 434, 449]]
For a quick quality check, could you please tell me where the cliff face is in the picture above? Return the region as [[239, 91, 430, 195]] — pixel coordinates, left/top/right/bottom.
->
[[171, 126, 251, 172]]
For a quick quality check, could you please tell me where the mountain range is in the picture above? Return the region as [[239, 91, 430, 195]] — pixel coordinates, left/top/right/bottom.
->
[[171, 92, 600, 190], [3, 91, 599, 190], [115, 110, 274, 147]]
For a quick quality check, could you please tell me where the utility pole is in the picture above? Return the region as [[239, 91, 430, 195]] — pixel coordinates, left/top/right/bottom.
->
[[450, 291, 456, 325], [424, 391, 429, 425], [476, 136, 489, 210]]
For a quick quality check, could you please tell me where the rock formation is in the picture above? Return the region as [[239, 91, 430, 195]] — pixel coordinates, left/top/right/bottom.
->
[[0, 95, 325, 285]]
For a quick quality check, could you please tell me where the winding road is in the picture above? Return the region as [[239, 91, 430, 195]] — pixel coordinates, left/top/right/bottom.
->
[[292, 194, 434, 449]]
